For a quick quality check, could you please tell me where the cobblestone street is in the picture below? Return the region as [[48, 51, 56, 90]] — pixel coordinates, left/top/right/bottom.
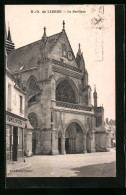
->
[[7, 149, 116, 177]]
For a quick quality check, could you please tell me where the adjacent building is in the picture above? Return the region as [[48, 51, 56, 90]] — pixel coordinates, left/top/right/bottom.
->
[[5, 46, 27, 161], [106, 118, 116, 147]]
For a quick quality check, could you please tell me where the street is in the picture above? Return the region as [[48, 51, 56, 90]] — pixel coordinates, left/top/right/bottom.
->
[[7, 149, 116, 177]]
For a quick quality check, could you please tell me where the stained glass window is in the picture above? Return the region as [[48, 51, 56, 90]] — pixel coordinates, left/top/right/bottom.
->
[[56, 80, 76, 103]]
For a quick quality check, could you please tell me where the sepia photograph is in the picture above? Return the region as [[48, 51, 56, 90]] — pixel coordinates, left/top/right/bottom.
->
[[5, 4, 116, 178]]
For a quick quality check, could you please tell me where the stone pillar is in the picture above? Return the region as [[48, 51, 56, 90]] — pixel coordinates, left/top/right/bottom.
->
[[83, 134, 87, 153], [61, 137, 66, 155], [52, 129, 59, 155]]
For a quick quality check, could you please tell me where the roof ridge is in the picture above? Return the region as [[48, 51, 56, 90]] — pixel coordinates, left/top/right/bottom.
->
[[8, 39, 41, 54], [8, 31, 62, 55], [48, 31, 62, 39]]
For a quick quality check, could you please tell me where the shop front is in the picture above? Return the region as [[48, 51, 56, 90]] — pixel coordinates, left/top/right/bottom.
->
[[6, 111, 27, 161]]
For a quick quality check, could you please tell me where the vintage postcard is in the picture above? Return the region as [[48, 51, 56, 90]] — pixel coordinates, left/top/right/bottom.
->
[[5, 4, 116, 179]]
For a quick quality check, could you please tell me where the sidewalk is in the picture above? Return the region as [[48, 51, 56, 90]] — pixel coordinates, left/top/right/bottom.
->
[[6, 158, 32, 176]]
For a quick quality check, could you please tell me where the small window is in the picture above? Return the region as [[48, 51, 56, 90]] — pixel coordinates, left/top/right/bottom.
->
[[20, 95, 23, 114], [29, 78, 37, 90]]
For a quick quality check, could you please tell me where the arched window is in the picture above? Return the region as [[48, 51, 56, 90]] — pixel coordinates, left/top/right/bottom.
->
[[28, 112, 38, 129], [28, 77, 37, 91], [56, 79, 76, 103], [28, 76, 37, 91]]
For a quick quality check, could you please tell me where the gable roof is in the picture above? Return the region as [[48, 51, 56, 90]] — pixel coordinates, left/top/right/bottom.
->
[[7, 31, 62, 73]]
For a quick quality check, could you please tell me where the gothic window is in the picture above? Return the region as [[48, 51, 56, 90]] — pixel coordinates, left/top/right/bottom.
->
[[62, 44, 67, 57], [56, 80, 76, 103], [29, 77, 37, 91], [28, 112, 38, 129]]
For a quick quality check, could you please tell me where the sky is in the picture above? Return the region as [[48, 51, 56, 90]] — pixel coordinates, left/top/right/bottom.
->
[[5, 5, 115, 120]]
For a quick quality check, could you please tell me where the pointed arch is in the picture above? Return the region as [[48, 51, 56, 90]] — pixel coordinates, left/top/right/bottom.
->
[[56, 77, 80, 104], [27, 75, 37, 91], [64, 119, 86, 135]]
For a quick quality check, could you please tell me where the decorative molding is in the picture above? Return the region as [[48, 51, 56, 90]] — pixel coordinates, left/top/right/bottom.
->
[[52, 58, 82, 73], [6, 114, 26, 128], [51, 103, 95, 116], [6, 110, 27, 121], [53, 65, 83, 79]]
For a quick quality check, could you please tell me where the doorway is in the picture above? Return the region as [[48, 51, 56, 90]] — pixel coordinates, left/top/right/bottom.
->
[[65, 122, 83, 154], [65, 138, 69, 154], [32, 133, 36, 155], [58, 131, 62, 154], [58, 138, 61, 154], [12, 126, 18, 161]]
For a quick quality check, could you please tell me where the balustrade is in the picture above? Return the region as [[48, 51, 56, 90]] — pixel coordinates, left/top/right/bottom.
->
[[56, 101, 92, 112]]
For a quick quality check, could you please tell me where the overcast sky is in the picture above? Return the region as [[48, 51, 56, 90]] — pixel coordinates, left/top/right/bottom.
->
[[5, 5, 115, 120]]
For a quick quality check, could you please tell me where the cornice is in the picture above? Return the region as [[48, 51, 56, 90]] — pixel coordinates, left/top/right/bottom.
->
[[51, 107, 95, 116], [52, 64, 83, 80]]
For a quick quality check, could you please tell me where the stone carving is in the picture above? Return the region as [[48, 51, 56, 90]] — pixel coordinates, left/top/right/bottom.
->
[[56, 101, 92, 111]]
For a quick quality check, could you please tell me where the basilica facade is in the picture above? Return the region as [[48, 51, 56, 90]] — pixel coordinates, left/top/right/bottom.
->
[[6, 21, 110, 155]]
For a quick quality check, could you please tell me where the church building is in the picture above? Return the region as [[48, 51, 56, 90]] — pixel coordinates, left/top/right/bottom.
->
[[5, 21, 111, 155]]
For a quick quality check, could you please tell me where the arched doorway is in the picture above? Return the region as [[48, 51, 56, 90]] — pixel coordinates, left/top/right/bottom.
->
[[65, 122, 83, 154]]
